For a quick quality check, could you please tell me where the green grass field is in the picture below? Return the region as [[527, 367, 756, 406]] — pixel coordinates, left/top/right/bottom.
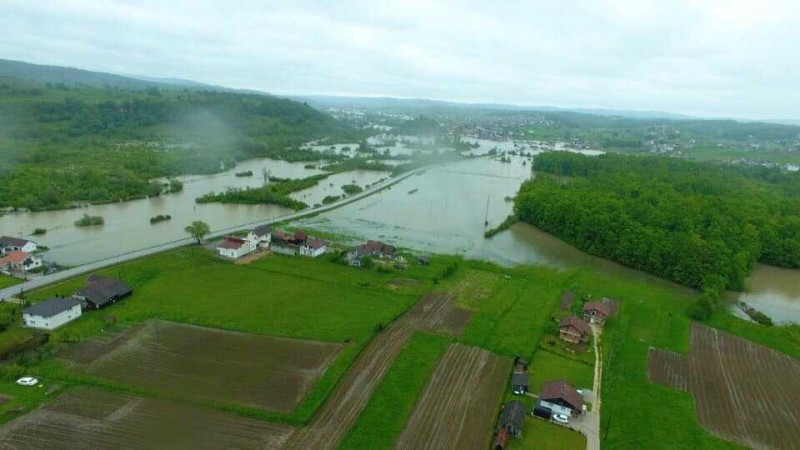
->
[[0, 274, 21, 290], [2, 248, 456, 424], [508, 417, 586, 450], [340, 333, 451, 450], [529, 349, 594, 394]]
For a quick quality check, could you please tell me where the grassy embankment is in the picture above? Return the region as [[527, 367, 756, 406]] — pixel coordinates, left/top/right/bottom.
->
[[0, 248, 460, 425], [0, 275, 21, 290]]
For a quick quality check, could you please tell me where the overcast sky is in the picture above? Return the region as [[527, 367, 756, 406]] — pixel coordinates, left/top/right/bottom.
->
[[2, 0, 799, 120]]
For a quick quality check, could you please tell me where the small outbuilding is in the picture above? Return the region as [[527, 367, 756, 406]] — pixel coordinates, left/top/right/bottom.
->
[[23, 297, 82, 330], [559, 316, 591, 344], [75, 275, 133, 310], [217, 236, 255, 259], [498, 400, 527, 439], [300, 238, 327, 258], [510, 372, 530, 395], [583, 302, 611, 325]]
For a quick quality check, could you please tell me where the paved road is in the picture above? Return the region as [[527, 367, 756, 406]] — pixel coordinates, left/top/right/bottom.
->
[[0, 164, 438, 301]]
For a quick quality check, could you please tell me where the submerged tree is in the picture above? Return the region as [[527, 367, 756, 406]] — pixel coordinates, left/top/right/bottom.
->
[[185, 220, 210, 245]]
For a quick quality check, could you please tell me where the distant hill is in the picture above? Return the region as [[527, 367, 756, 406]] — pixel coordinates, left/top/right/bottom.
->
[[293, 95, 693, 120], [0, 59, 170, 89]]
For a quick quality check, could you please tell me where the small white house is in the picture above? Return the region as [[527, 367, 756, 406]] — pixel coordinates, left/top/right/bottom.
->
[[0, 236, 37, 255], [217, 237, 256, 259], [300, 238, 327, 258], [23, 297, 82, 330], [251, 225, 272, 248]]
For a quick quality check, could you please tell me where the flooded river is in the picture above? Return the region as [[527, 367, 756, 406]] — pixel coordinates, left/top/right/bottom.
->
[[0, 158, 382, 266], [297, 156, 800, 324]]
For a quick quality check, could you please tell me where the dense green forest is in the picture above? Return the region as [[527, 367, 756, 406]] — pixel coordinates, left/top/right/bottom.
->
[[515, 152, 800, 317], [0, 77, 361, 211]]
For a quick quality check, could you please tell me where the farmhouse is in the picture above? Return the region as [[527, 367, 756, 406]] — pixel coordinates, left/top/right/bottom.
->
[[300, 238, 327, 258], [583, 301, 610, 325], [75, 275, 133, 310], [250, 225, 272, 248], [0, 236, 37, 255], [217, 236, 256, 259], [559, 316, 590, 344], [497, 400, 527, 440], [345, 240, 398, 266], [0, 251, 42, 272], [23, 297, 82, 330], [538, 379, 584, 418]]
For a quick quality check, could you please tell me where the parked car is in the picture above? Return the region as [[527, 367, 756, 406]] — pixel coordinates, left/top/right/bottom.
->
[[553, 413, 570, 424], [513, 386, 525, 395], [16, 377, 38, 387]]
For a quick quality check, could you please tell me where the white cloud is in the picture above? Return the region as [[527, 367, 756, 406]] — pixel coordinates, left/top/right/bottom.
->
[[1, 0, 799, 119]]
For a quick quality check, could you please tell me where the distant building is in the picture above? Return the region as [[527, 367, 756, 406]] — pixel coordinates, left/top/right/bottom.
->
[[345, 240, 397, 266], [23, 297, 82, 330], [217, 236, 255, 259], [510, 372, 529, 395], [559, 316, 591, 344], [75, 275, 133, 310], [0, 236, 37, 255], [583, 302, 610, 325], [538, 379, 584, 418]]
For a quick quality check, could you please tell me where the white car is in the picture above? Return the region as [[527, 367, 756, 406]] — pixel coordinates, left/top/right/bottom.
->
[[552, 413, 570, 424], [16, 377, 39, 387]]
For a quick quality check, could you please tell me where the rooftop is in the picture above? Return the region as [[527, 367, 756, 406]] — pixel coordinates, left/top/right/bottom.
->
[[23, 297, 81, 318]]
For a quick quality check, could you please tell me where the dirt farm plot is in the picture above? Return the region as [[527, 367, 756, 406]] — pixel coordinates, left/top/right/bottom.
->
[[69, 320, 342, 413], [648, 323, 800, 449], [285, 292, 458, 450], [0, 387, 294, 449], [395, 343, 510, 450]]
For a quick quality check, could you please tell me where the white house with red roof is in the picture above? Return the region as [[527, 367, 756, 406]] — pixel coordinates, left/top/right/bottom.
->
[[216, 236, 255, 259], [0, 251, 42, 272]]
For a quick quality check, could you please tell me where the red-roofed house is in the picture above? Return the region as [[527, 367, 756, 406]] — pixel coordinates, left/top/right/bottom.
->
[[216, 237, 255, 259], [0, 251, 42, 272], [583, 301, 611, 325], [559, 316, 591, 344], [538, 379, 585, 418]]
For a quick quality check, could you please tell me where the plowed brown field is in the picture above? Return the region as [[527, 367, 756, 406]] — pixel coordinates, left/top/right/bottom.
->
[[72, 320, 342, 412], [394, 343, 510, 450], [0, 388, 295, 449], [648, 323, 800, 449], [285, 292, 457, 450]]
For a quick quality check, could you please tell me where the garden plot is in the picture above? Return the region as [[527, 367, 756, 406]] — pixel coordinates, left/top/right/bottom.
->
[[74, 320, 342, 413], [0, 387, 295, 449], [648, 323, 800, 449], [395, 343, 510, 450]]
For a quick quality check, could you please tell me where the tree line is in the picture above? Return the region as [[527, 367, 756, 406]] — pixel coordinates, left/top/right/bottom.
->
[[515, 152, 800, 319]]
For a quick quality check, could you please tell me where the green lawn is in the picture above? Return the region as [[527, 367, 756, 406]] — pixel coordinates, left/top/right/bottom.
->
[[0, 274, 21, 290], [9, 248, 447, 424], [529, 349, 594, 394], [456, 265, 562, 360], [508, 417, 586, 450], [340, 333, 451, 450]]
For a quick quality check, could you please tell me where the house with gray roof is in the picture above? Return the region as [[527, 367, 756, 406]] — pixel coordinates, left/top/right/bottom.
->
[[23, 297, 82, 330]]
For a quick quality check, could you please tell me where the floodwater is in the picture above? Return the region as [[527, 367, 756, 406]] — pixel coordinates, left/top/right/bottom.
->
[[297, 155, 800, 323], [0, 158, 371, 266]]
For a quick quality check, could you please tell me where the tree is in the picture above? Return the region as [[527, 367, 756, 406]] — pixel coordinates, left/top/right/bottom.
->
[[185, 221, 210, 245]]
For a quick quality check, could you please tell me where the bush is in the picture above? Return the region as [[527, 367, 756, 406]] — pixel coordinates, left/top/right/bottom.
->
[[361, 256, 374, 269], [32, 228, 47, 235], [74, 214, 104, 227]]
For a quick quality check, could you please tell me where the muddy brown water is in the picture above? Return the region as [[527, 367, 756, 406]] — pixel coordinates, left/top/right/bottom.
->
[[296, 156, 800, 323], [0, 158, 382, 266]]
